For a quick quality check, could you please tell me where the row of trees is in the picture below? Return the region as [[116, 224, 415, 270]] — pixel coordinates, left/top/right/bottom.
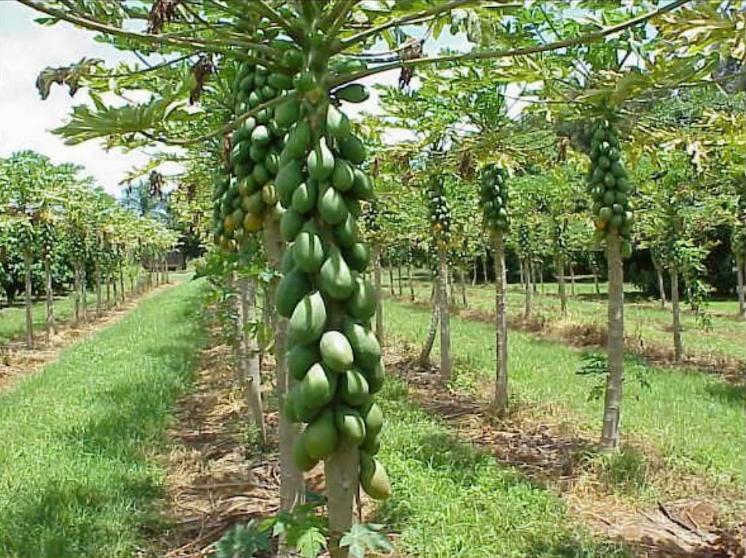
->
[[0, 151, 178, 348], [19, 1, 746, 556]]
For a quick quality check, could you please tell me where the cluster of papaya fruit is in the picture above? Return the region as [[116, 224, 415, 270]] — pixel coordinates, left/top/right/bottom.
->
[[273, 77, 390, 500], [585, 120, 634, 256], [480, 164, 509, 232], [427, 184, 450, 247]]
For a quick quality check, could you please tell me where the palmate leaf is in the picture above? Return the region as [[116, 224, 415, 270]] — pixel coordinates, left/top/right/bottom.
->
[[35, 57, 104, 99], [340, 523, 394, 558]]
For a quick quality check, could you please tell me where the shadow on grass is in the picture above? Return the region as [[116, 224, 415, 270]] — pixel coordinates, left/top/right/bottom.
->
[[705, 380, 746, 408]]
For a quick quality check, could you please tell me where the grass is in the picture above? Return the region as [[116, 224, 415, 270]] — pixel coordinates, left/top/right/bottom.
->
[[391, 276, 746, 364], [0, 278, 206, 558], [383, 298, 746, 492], [375, 378, 629, 557]]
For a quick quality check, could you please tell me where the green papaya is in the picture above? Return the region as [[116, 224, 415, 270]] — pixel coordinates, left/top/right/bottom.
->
[[353, 171, 373, 201], [308, 138, 335, 181], [339, 134, 366, 165], [252, 163, 270, 186], [265, 151, 280, 174], [360, 432, 381, 455], [335, 83, 369, 103], [360, 399, 384, 435], [293, 439, 319, 471], [319, 249, 354, 300], [334, 405, 366, 446], [326, 104, 351, 138], [303, 408, 338, 460], [299, 362, 337, 409], [339, 368, 369, 406], [610, 161, 626, 178], [267, 72, 293, 90], [344, 242, 370, 272], [242, 191, 265, 215], [251, 125, 271, 146], [347, 276, 376, 320], [291, 181, 317, 214], [332, 159, 355, 192], [275, 98, 301, 129], [275, 268, 311, 318], [283, 385, 302, 423], [287, 343, 320, 381], [261, 183, 277, 205], [343, 320, 381, 371], [333, 213, 358, 247], [288, 291, 327, 344], [284, 121, 312, 160], [318, 185, 348, 225], [293, 231, 325, 273], [276, 160, 304, 204], [280, 208, 304, 242], [360, 454, 391, 500], [362, 358, 385, 394], [280, 247, 295, 273], [319, 330, 354, 372]]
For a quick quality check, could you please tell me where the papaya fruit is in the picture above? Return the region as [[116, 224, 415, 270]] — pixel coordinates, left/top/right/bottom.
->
[[334, 405, 366, 446], [362, 358, 385, 394], [280, 208, 304, 242], [332, 159, 355, 192], [250, 125, 271, 146], [267, 72, 293, 90], [343, 320, 381, 371], [308, 138, 335, 181], [299, 362, 337, 409], [242, 191, 265, 214], [360, 454, 391, 500], [303, 408, 338, 460], [283, 385, 302, 423], [293, 231, 325, 273], [280, 246, 295, 273], [288, 291, 327, 344], [261, 183, 277, 205], [360, 399, 384, 435], [275, 98, 301, 129], [335, 83, 369, 103], [339, 368, 369, 406], [347, 276, 376, 320], [275, 268, 311, 318], [243, 212, 263, 232], [333, 213, 358, 247], [249, 144, 266, 164], [265, 151, 280, 174], [326, 104, 351, 139], [291, 181, 317, 214], [318, 249, 354, 300], [351, 169, 374, 199], [318, 185, 348, 225], [252, 163, 270, 186], [360, 432, 381, 455], [292, 439, 319, 471], [344, 242, 370, 272], [276, 160, 304, 204], [339, 134, 366, 165], [287, 343, 320, 381], [284, 121, 312, 160], [319, 330, 354, 372]]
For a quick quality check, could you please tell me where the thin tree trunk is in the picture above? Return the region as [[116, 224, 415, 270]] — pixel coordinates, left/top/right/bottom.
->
[[373, 245, 384, 346], [73, 261, 81, 324], [24, 249, 33, 349], [482, 246, 489, 282], [472, 259, 478, 286], [570, 265, 576, 297], [531, 261, 538, 293], [437, 246, 452, 382], [388, 265, 395, 297], [397, 263, 403, 296], [600, 233, 624, 452], [81, 268, 88, 322], [120, 263, 126, 303], [592, 265, 600, 296], [325, 446, 360, 558], [45, 254, 54, 342], [112, 276, 118, 307], [735, 259, 744, 319], [519, 260, 525, 286], [106, 277, 111, 308], [655, 261, 667, 308], [493, 232, 508, 416], [459, 268, 467, 308], [523, 259, 532, 319], [418, 292, 439, 367], [557, 256, 568, 318], [539, 264, 545, 294], [408, 260, 415, 302], [263, 223, 304, 514], [671, 266, 683, 363], [238, 277, 267, 445], [448, 267, 455, 304]]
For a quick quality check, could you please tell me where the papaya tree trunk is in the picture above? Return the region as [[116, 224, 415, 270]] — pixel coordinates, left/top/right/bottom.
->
[[373, 245, 384, 346], [523, 259, 532, 319], [472, 259, 478, 285], [539, 263, 545, 294], [325, 447, 360, 558], [600, 232, 624, 452], [531, 261, 538, 293], [482, 246, 489, 282], [418, 289, 439, 367], [493, 232, 508, 416], [388, 265, 395, 297], [408, 260, 415, 301], [557, 256, 567, 318], [238, 276, 266, 445], [570, 265, 576, 297], [519, 259, 525, 286], [736, 258, 745, 319], [112, 275, 118, 307], [262, 223, 304, 513], [73, 261, 82, 325], [448, 268, 456, 304], [24, 249, 33, 349], [437, 246, 452, 382], [655, 260, 666, 308], [397, 263, 403, 296], [671, 265, 683, 363], [120, 263, 126, 303], [96, 263, 103, 317], [45, 253, 54, 342], [81, 268, 88, 322], [457, 268, 466, 308], [592, 264, 600, 296], [106, 277, 111, 308]]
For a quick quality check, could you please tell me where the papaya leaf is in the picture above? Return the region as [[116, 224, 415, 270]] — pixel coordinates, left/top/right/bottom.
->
[[340, 523, 394, 558], [35, 57, 103, 100]]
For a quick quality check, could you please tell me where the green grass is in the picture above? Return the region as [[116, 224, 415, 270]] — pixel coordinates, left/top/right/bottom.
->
[[375, 378, 629, 557], [393, 277, 746, 364], [383, 298, 746, 489], [0, 278, 206, 558]]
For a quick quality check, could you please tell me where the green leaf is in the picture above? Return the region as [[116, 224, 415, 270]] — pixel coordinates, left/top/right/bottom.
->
[[340, 523, 394, 558]]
